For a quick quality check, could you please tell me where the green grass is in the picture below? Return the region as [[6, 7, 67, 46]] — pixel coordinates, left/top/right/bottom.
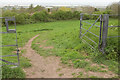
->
[[1, 22, 55, 78], [1, 19, 118, 78], [31, 19, 118, 75], [85, 66, 107, 72]]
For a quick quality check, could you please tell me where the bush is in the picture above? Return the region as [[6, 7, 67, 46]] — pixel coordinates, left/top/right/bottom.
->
[[51, 10, 73, 20], [73, 11, 81, 19], [52, 10, 66, 20], [64, 11, 73, 19], [2, 10, 17, 26], [2, 11, 33, 25], [15, 13, 26, 24], [82, 13, 91, 20], [31, 11, 49, 22], [15, 13, 35, 24]]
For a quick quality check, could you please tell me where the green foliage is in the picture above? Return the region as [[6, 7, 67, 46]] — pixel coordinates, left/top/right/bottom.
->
[[3, 10, 17, 17], [51, 10, 66, 20], [2, 10, 17, 25], [73, 11, 81, 19], [2, 19, 118, 78], [15, 13, 26, 24], [32, 11, 49, 22], [2, 66, 25, 78], [49, 10, 79, 20], [73, 59, 90, 68], [82, 13, 91, 20], [89, 76, 98, 78], [59, 7, 71, 11], [2, 23, 43, 78], [85, 66, 104, 72], [31, 20, 118, 75]]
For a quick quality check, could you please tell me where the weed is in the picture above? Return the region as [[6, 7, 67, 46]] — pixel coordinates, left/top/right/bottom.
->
[[89, 76, 98, 78], [85, 66, 101, 72], [56, 68, 61, 72], [72, 73, 76, 75], [59, 73, 64, 76], [73, 60, 90, 68]]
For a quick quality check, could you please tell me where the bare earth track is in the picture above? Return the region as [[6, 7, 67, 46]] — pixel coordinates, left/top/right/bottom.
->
[[22, 34, 116, 78]]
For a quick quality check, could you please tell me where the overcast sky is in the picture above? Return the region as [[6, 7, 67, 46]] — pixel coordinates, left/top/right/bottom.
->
[[0, 0, 119, 7]]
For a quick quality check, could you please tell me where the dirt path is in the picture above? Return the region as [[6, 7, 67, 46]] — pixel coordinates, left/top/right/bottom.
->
[[22, 34, 116, 78]]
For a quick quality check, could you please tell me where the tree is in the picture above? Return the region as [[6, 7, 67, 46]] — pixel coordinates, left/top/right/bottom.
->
[[95, 8, 99, 11], [106, 2, 119, 14], [11, 7, 17, 12], [34, 5, 45, 12], [28, 4, 34, 13], [19, 7, 26, 13], [29, 4, 33, 9], [81, 6, 95, 14], [59, 7, 71, 11]]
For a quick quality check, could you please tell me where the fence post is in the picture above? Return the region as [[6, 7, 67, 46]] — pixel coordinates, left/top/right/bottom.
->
[[98, 15, 103, 49], [79, 13, 83, 38], [5, 19, 9, 32], [101, 14, 109, 53]]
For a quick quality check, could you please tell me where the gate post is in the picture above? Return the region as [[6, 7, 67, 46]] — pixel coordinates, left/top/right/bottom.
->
[[98, 15, 102, 49], [101, 14, 109, 53], [79, 13, 83, 38]]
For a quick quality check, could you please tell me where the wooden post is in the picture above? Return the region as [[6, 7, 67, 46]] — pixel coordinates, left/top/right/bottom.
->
[[79, 13, 83, 38], [101, 14, 109, 53]]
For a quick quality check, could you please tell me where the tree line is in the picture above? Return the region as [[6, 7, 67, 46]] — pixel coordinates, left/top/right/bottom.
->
[[1, 2, 119, 25]]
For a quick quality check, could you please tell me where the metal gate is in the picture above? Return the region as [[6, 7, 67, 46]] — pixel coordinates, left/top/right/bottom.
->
[[79, 13, 112, 53], [0, 17, 20, 67]]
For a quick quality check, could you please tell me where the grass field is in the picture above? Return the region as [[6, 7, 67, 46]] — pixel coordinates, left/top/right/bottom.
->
[[1, 19, 119, 78]]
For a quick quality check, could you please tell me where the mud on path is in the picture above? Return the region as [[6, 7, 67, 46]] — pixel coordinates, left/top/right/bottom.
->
[[22, 34, 116, 78]]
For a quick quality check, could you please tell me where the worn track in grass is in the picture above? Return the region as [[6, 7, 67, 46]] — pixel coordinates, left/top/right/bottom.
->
[[22, 34, 116, 78]]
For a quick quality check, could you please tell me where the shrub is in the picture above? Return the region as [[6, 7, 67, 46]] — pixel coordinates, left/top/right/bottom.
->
[[31, 11, 49, 22], [52, 10, 66, 20], [15, 13, 26, 24], [82, 13, 91, 20], [64, 11, 73, 19], [73, 11, 81, 19], [2, 10, 17, 26], [51, 10, 74, 20]]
